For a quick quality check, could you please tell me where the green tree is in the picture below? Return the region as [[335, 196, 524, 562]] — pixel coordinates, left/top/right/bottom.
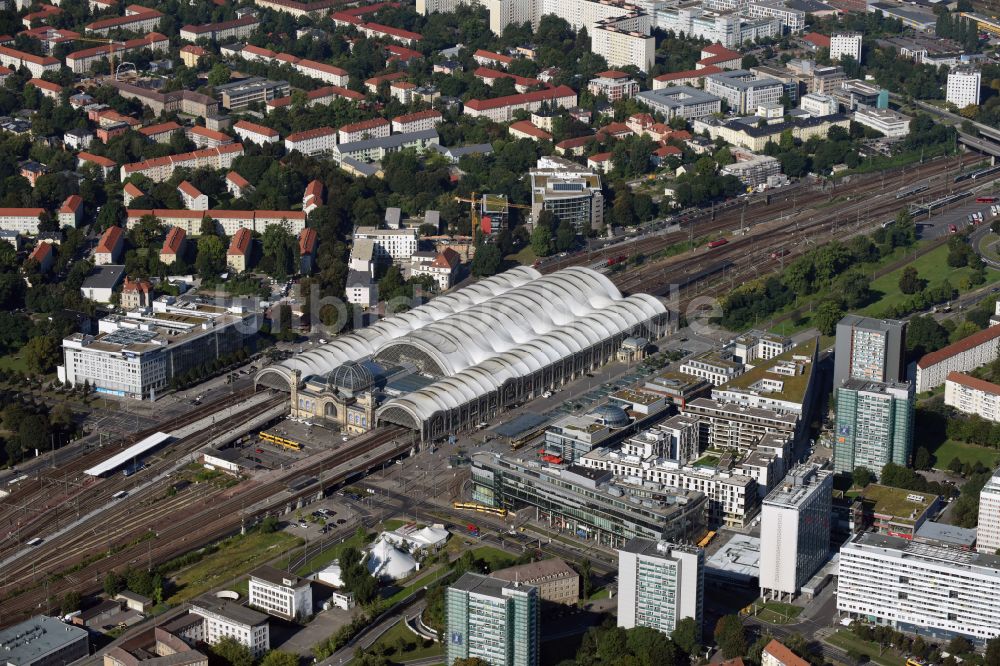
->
[[261, 223, 297, 279], [555, 219, 575, 253], [914, 446, 932, 470], [530, 223, 552, 257], [471, 243, 502, 277], [260, 651, 300, 666], [812, 300, 845, 336], [195, 234, 226, 278], [906, 315, 949, 360], [626, 627, 676, 666], [211, 637, 253, 666], [22, 335, 59, 374], [103, 571, 123, 596], [854, 466, 873, 488], [671, 617, 701, 657], [60, 591, 81, 615], [129, 215, 164, 250], [208, 63, 232, 87], [713, 615, 747, 659], [898, 266, 924, 294]]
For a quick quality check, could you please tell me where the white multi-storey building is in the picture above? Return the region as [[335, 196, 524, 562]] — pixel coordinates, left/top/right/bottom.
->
[[853, 107, 911, 139], [190, 597, 270, 658], [234, 120, 279, 145], [392, 110, 443, 134], [679, 351, 744, 386], [120, 144, 244, 182], [759, 464, 832, 600], [126, 209, 305, 236], [592, 13, 655, 72], [830, 33, 862, 63], [617, 539, 704, 639], [248, 566, 313, 621], [915, 325, 1000, 392], [0, 208, 45, 234], [945, 372, 1000, 422], [838, 532, 1000, 644], [799, 93, 838, 117], [528, 156, 604, 231], [353, 227, 418, 263], [978, 468, 1000, 554], [705, 70, 784, 114], [947, 67, 981, 109], [746, 0, 804, 31], [284, 127, 337, 157]]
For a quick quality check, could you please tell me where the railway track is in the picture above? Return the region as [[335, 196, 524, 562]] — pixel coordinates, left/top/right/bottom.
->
[[542, 153, 976, 278], [611, 153, 987, 302], [0, 425, 408, 625]]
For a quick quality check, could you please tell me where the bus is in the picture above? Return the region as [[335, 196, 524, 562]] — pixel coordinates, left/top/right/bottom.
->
[[259, 432, 302, 451], [453, 501, 508, 517]]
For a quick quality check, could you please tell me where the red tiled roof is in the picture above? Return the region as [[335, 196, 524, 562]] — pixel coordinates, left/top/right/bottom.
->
[[598, 122, 632, 138], [123, 182, 144, 198], [228, 227, 252, 256], [234, 119, 279, 137], [340, 118, 389, 133], [122, 276, 152, 293], [121, 144, 243, 175], [654, 66, 720, 81], [464, 85, 575, 111], [392, 109, 442, 124], [555, 135, 594, 149], [30, 242, 52, 262], [181, 14, 257, 34], [286, 126, 336, 142], [509, 120, 551, 140], [304, 179, 324, 200], [588, 152, 612, 162], [60, 194, 82, 213], [762, 640, 809, 666], [702, 43, 740, 58], [97, 225, 123, 254], [947, 371, 1000, 396], [226, 171, 250, 188], [364, 22, 422, 41], [296, 58, 348, 77], [335, 1, 400, 17], [594, 70, 630, 79], [386, 44, 422, 61], [138, 121, 181, 137], [189, 125, 231, 142], [0, 44, 59, 66], [68, 32, 167, 61], [390, 80, 416, 89], [474, 67, 540, 88], [162, 226, 186, 254], [128, 208, 305, 221], [0, 207, 44, 217], [242, 44, 275, 58], [803, 32, 831, 48], [365, 71, 407, 87], [917, 325, 1000, 369], [180, 44, 207, 55], [473, 49, 513, 65], [86, 7, 162, 31], [78, 151, 116, 167], [299, 227, 318, 255], [432, 247, 460, 269], [27, 78, 61, 92], [178, 180, 203, 199]]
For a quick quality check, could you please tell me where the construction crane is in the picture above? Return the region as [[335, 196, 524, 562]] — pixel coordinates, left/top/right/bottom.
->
[[453, 192, 531, 247], [72, 36, 131, 80]]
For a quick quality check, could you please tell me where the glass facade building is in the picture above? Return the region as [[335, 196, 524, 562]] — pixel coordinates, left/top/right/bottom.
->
[[834, 379, 914, 475], [445, 573, 539, 666]]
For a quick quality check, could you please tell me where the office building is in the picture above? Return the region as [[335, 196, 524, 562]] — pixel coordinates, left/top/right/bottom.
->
[[759, 464, 832, 600], [915, 325, 1000, 392], [636, 86, 723, 120], [59, 298, 260, 400], [977, 468, 1000, 554], [830, 32, 862, 62], [445, 572, 539, 666], [838, 532, 1000, 644], [528, 156, 605, 231], [720, 154, 781, 187], [0, 615, 89, 666], [834, 379, 913, 476], [352, 227, 418, 263], [588, 70, 640, 101], [214, 78, 290, 110], [853, 107, 911, 139], [248, 566, 313, 621], [189, 597, 269, 658], [617, 539, 703, 639], [491, 559, 580, 605], [947, 67, 981, 108], [705, 70, 784, 115], [470, 452, 707, 547], [833, 315, 906, 389], [799, 92, 838, 117]]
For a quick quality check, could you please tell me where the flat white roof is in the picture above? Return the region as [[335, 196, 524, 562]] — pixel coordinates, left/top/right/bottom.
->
[[84, 431, 172, 476]]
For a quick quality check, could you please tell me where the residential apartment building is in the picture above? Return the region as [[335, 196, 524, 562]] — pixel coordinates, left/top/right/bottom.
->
[[187, 126, 233, 149], [833, 315, 906, 390], [59, 195, 83, 228], [838, 532, 1000, 644], [977, 468, 1000, 554], [303, 180, 324, 215], [705, 70, 783, 114], [392, 110, 442, 134], [138, 121, 182, 143], [947, 67, 981, 108], [86, 5, 162, 35], [830, 32, 862, 62], [635, 86, 723, 120], [189, 597, 269, 658], [617, 539, 703, 639], [592, 16, 655, 72], [338, 118, 390, 144], [352, 227, 417, 262], [284, 127, 337, 156], [0, 208, 45, 234], [120, 144, 243, 182], [60, 300, 259, 399], [834, 379, 914, 475], [0, 45, 60, 77], [915, 325, 1000, 392], [446, 573, 538, 666], [95, 225, 124, 265], [529, 156, 604, 231], [463, 86, 577, 122], [761, 640, 809, 666], [945, 372, 1000, 422], [683, 397, 798, 454], [159, 227, 185, 265], [179, 14, 259, 42], [227, 172, 252, 199], [731, 330, 792, 364], [410, 248, 461, 291], [491, 559, 580, 605], [248, 566, 312, 621], [66, 32, 169, 73], [587, 70, 640, 101], [178, 181, 208, 211], [234, 120, 279, 145], [692, 113, 850, 152], [759, 464, 832, 600], [127, 209, 305, 236], [679, 351, 743, 386], [746, 0, 804, 31]]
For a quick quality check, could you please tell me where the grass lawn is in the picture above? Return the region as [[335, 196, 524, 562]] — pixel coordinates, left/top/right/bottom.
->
[[752, 601, 802, 625], [362, 620, 442, 665], [166, 531, 302, 604], [588, 588, 610, 601], [0, 353, 28, 374], [293, 531, 369, 577], [928, 439, 999, 469], [825, 630, 903, 666], [471, 546, 517, 572], [506, 245, 538, 267], [383, 568, 451, 606], [982, 232, 1000, 264], [856, 244, 1000, 317]]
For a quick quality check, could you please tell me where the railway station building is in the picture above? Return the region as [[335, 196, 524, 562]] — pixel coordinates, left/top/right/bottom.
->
[[256, 266, 670, 441]]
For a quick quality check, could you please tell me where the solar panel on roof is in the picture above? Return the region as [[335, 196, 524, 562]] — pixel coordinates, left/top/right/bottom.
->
[[102, 328, 158, 346]]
